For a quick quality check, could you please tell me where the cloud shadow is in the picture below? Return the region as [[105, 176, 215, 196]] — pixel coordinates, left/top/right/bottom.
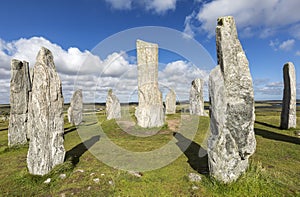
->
[[173, 132, 209, 174], [65, 135, 100, 166]]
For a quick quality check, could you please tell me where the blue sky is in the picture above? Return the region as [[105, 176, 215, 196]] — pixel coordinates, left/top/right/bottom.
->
[[0, 0, 299, 103]]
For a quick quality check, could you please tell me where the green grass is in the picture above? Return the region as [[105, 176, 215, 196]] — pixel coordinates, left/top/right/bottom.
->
[[0, 104, 299, 196]]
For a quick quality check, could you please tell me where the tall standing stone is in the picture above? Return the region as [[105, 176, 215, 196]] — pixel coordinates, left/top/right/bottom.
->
[[280, 62, 297, 129], [189, 78, 207, 116], [165, 89, 176, 114], [106, 89, 121, 120], [68, 89, 83, 125], [27, 47, 65, 175], [8, 59, 31, 147], [135, 40, 165, 128], [208, 16, 256, 183]]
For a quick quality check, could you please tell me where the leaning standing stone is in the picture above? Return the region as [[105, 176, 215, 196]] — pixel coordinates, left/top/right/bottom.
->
[[189, 78, 207, 116], [280, 62, 297, 129], [27, 47, 65, 175], [8, 59, 31, 147], [106, 89, 121, 120], [135, 40, 165, 128], [68, 89, 83, 125], [165, 89, 176, 114], [208, 16, 256, 183]]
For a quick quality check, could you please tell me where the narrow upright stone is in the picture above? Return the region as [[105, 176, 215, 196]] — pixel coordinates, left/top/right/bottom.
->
[[106, 89, 121, 120], [27, 47, 65, 175], [189, 78, 207, 116], [165, 89, 176, 114], [135, 40, 165, 128], [8, 59, 31, 147], [68, 89, 83, 125], [208, 16, 256, 183], [280, 62, 297, 129]]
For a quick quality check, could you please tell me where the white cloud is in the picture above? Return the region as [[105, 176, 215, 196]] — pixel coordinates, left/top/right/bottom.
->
[[104, 0, 132, 10], [185, 0, 300, 38], [296, 51, 300, 56], [279, 39, 295, 51], [104, 0, 177, 14], [144, 0, 176, 14], [269, 39, 295, 51], [0, 37, 208, 104]]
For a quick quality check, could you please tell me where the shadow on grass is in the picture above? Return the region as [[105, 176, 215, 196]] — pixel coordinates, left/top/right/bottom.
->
[[173, 132, 209, 174], [64, 126, 77, 135], [255, 121, 280, 129], [65, 135, 100, 166], [255, 128, 300, 145], [0, 128, 8, 131]]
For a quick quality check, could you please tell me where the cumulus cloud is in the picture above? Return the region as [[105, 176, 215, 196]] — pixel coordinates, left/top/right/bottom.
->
[[269, 39, 295, 51], [185, 0, 300, 38], [279, 39, 295, 51], [253, 79, 284, 100], [0, 37, 207, 104], [103, 0, 177, 14], [104, 0, 132, 10]]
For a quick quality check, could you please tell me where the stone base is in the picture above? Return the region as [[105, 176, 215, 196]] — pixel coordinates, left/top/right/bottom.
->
[[135, 105, 165, 128]]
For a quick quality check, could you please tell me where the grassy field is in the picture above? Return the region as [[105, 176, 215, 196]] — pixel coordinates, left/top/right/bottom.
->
[[0, 104, 299, 196]]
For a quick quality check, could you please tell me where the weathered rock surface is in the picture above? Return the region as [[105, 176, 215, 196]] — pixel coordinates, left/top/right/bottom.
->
[[27, 47, 65, 175], [106, 89, 121, 120], [8, 59, 31, 147], [135, 40, 165, 128], [189, 78, 207, 116], [165, 89, 176, 114], [280, 62, 297, 129], [208, 16, 256, 183], [68, 89, 83, 125]]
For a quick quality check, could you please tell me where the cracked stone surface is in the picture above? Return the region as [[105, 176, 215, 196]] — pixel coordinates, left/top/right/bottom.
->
[[68, 89, 83, 125], [280, 62, 296, 129], [189, 78, 207, 116], [8, 59, 31, 147], [208, 16, 256, 183], [135, 40, 165, 128], [106, 89, 121, 120], [27, 47, 65, 175]]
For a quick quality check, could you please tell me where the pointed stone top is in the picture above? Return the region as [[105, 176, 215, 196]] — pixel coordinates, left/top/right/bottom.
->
[[136, 39, 158, 48], [284, 62, 295, 69], [216, 16, 238, 36], [36, 47, 55, 68], [11, 59, 23, 70]]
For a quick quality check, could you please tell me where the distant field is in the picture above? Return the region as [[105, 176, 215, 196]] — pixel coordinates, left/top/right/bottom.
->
[[0, 102, 299, 196]]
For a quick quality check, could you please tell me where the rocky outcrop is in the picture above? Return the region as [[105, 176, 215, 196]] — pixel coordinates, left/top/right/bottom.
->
[[106, 89, 121, 120], [280, 62, 297, 129], [165, 89, 176, 114], [189, 78, 207, 116], [68, 89, 83, 125], [8, 59, 31, 147], [135, 40, 165, 128], [27, 47, 65, 175], [208, 16, 256, 183]]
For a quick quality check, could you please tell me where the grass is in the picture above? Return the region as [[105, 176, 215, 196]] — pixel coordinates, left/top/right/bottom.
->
[[0, 103, 299, 196]]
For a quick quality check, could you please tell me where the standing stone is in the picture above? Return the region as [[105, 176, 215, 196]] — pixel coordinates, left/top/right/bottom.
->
[[135, 40, 165, 128], [165, 89, 176, 114], [280, 62, 297, 129], [8, 59, 31, 147], [68, 89, 83, 125], [106, 89, 121, 120], [208, 16, 256, 183], [189, 78, 207, 116], [27, 47, 65, 175]]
